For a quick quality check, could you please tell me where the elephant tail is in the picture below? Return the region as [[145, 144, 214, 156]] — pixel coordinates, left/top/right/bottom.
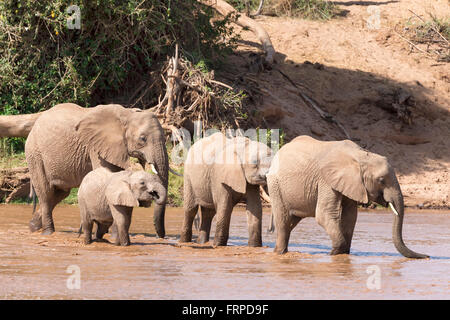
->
[[78, 225, 82, 238], [29, 182, 37, 215], [267, 212, 275, 233]]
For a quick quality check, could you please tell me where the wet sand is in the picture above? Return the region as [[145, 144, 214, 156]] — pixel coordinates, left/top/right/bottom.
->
[[0, 204, 448, 299]]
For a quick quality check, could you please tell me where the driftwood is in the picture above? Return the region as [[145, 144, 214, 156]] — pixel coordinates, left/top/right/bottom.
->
[[150, 46, 254, 136], [0, 113, 41, 138], [0, 167, 30, 203], [200, 0, 275, 65]]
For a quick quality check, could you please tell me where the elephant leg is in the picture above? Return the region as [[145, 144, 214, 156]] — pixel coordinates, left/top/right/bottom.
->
[[95, 221, 112, 241], [340, 198, 358, 252], [270, 181, 291, 254], [39, 187, 70, 235], [180, 204, 198, 243], [246, 184, 262, 247], [315, 189, 349, 255], [198, 207, 215, 244], [316, 213, 349, 255], [110, 206, 132, 246], [213, 195, 233, 247], [109, 222, 118, 241], [82, 220, 94, 245], [180, 180, 198, 243], [274, 214, 297, 254], [29, 208, 42, 232]]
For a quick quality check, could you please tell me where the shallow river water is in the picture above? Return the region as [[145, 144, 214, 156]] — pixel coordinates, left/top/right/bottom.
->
[[0, 204, 448, 299]]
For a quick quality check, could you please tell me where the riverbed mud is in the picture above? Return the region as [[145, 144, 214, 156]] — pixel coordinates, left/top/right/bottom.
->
[[0, 204, 448, 299]]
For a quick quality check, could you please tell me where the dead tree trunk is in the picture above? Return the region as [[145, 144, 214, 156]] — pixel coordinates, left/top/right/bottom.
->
[[200, 0, 275, 64]]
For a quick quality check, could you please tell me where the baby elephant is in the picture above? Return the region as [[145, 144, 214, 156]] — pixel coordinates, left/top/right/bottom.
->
[[78, 167, 167, 246]]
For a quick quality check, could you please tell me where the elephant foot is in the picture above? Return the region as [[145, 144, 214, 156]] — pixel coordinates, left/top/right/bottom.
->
[[179, 232, 192, 243], [274, 246, 288, 254], [330, 247, 350, 255], [213, 239, 228, 247], [197, 233, 209, 244], [248, 239, 262, 247], [114, 240, 130, 246], [29, 221, 42, 233], [84, 238, 92, 245], [41, 227, 55, 236], [29, 217, 43, 233]]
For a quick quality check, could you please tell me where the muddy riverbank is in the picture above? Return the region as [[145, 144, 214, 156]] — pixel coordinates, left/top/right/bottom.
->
[[0, 204, 448, 299]]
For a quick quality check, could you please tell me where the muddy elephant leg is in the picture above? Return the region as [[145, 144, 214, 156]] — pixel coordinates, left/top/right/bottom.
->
[[95, 221, 112, 241], [180, 180, 198, 243], [29, 208, 43, 232], [270, 181, 291, 254], [198, 207, 215, 244], [82, 220, 94, 245], [316, 211, 349, 255], [37, 187, 71, 235], [110, 206, 132, 246], [213, 194, 233, 247], [246, 184, 262, 247], [315, 189, 350, 255], [340, 198, 358, 253], [180, 204, 198, 243], [274, 214, 297, 254]]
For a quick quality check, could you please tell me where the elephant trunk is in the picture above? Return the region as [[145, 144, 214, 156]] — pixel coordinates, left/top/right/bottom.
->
[[385, 180, 429, 259], [150, 141, 169, 239], [0, 113, 41, 137], [153, 179, 167, 206]]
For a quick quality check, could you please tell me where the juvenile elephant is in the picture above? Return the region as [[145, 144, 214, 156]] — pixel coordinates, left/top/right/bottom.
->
[[24, 103, 168, 237], [267, 135, 428, 259], [78, 168, 166, 246], [180, 132, 273, 247]]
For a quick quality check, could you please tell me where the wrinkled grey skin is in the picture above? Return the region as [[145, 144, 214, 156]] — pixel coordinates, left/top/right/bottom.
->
[[25, 103, 168, 236], [78, 168, 167, 246], [180, 132, 273, 247], [267, 135, 428, 259]]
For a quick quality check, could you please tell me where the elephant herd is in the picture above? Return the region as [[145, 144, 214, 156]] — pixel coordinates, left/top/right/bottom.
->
[[6, 103, 428, 259]]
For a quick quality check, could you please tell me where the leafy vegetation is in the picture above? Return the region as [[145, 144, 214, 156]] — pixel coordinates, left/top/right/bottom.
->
[[405, 14, 450, 62], [0, 0, 239, 152], [227, 0, 341, 20], [0, 0, 237, 115]]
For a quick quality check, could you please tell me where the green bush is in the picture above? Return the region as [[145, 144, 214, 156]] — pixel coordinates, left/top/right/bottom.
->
[[0, 0, 237, 116]]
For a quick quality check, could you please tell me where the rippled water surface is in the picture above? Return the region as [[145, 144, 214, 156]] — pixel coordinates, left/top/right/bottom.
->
[[0, 204, 448, 299]]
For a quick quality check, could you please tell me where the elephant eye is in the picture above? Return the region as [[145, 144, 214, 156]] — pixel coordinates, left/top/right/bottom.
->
[[378, 177, 385, 185], [139, 135, 147, 143], [140, 181, 145, 186]]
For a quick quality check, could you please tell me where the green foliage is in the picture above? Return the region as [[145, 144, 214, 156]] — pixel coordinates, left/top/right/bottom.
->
[[288, 0, 339, 20], [0, 137, 26, 156], [62, 188, 79, 205], [0, 149, 26, 169], [0, 0, 238, 116]]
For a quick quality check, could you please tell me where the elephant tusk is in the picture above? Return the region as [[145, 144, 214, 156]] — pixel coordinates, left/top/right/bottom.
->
[[389, 202, 399, 216], [150, 163, 158, 175]]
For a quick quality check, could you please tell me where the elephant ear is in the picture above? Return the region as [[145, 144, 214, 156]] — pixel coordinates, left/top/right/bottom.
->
[[75, 105, 130, 169], [216, 140, 247, 194], [105, 178, 139, 207], [318, 148, 369, 204]]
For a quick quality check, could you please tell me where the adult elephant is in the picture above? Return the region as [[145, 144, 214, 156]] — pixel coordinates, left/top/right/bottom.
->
[[25, 103, 168, 237], [180, 132, 273, 247], [267, 135, 428, 259]]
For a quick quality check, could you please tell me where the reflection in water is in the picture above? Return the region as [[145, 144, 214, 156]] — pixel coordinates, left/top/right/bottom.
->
[[0, 204, 448, 299]]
